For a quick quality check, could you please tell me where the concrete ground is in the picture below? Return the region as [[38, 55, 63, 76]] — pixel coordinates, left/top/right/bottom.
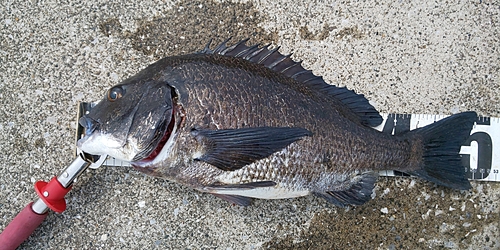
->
[[1, 0, 499, 249]]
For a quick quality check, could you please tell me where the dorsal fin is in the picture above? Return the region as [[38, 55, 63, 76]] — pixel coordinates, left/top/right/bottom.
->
[[198, 38, 382, 127]]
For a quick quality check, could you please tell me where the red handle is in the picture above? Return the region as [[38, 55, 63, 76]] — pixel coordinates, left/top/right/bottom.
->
[[0, 202, 48, 250]]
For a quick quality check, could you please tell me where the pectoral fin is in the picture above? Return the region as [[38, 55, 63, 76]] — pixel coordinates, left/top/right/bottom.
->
[[191, 127, 312, 171]]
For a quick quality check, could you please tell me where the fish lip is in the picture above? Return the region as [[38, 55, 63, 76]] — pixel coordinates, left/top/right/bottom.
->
[[78, 116, 99, 135], [77, 130, 128, 159], [77, 115, 128, 152], [76, 134, 89, 149]]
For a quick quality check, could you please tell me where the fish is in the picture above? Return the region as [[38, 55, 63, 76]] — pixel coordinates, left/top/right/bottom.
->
[[77, 38, 476, 207]]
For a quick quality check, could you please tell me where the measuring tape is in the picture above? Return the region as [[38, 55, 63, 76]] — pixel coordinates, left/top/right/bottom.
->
[[76, 103, 499, 182]]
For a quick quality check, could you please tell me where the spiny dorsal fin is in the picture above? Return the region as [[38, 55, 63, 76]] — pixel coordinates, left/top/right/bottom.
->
[[198, 38, 382, 127]]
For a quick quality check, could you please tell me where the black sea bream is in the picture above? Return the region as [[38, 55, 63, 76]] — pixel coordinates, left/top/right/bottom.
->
[[77, 39, 476, 206]]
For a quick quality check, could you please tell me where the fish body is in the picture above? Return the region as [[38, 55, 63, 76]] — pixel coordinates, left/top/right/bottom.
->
[[77, 39, 476, 206]]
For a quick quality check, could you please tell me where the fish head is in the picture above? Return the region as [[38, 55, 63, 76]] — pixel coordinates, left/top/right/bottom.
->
[[77, 79, 176, 163]]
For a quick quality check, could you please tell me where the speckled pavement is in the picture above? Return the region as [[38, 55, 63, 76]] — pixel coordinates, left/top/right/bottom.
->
[[1, 0, 499, 249]]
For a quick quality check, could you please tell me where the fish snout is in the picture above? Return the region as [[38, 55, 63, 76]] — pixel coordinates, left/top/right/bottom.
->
[[79, 116, 99, 135]]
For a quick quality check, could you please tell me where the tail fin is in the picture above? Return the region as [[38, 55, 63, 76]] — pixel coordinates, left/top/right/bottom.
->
[[406, 112, 477, 190]]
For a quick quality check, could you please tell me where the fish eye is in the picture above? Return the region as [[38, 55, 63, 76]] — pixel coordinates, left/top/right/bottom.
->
[[107, 86, 125, 101]]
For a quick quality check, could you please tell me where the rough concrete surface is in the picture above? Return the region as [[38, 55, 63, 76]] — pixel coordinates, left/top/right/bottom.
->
[[1, 0, 499, 249]]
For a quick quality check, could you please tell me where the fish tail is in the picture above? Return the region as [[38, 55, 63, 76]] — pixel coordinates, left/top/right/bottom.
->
[[404, 111, 477, 190]]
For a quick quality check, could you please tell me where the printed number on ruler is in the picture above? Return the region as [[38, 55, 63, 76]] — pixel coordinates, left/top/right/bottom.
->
[[374, 114, 498, 182]]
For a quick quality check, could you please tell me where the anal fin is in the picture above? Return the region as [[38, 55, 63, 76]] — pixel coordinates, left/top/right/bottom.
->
[[314, 172, 378, 207]]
